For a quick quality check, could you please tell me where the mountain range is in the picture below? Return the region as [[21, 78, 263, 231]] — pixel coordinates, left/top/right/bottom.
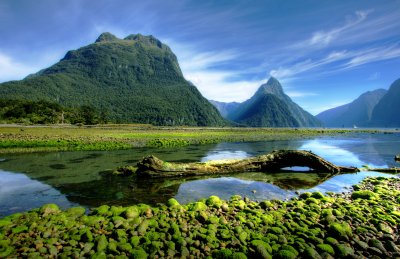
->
[[211, 77, 322, 127], [317, 78, 400, 127], [1, 31, 398, 128], [316, 89, 387, 127], [0, 32, 226, 126]]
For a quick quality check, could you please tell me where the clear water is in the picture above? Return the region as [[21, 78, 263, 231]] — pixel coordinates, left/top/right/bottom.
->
[[0, 133, 399, 217]]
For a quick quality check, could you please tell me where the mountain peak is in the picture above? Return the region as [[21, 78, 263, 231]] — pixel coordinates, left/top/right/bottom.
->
[[256, 77, 284, 97], [124, 34, 164, 49], [95, 32, 119, 43]]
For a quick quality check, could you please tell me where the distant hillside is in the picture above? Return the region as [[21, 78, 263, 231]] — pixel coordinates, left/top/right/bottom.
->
[[0, 32, 226, 126], [209, 100, 240, 118], [371, 78, 400, 127], [213, 77, 321, 127], [317, 89, 387, 127]]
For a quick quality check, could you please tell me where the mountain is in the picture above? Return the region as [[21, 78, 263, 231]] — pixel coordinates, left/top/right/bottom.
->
[[0, 32, 226, 126], [223, 77, 321, 127], [317, 89, 387, 127], [209, 100, 240, 118], [371, 79, 400, 127]]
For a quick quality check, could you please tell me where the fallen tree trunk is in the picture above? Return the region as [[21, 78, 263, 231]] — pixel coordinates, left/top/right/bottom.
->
[[136, 150, 359, 178]]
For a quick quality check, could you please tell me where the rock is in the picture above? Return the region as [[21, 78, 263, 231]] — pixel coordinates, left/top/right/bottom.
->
[[167, 198, 180, 208], [368, 239, 387, 253], [221, 203, 229, 212], [335, 244, 354, 257], [206, 196, 223, 208], [303, 246, 322, 259], [351, 190, 379, 200], [124, 206, 140, 219], [384, 240, 400, 253], [316, 244, 335, 255], [40, 204, 60, 216], [367, 246, 383, 256], [328, 222, 352, 240]]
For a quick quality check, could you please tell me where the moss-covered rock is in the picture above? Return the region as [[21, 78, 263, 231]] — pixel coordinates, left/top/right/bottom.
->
[[0, 177, 399, 258], [351, 190, 378, 200], [40, 203, 60, 215], [328, 222, 352, 240], [206, 196, 223, 208]]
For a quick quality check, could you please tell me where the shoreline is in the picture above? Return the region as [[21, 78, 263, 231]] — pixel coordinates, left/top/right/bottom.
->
[[0, 125, 395, 154], [0, 176, 399, 258]]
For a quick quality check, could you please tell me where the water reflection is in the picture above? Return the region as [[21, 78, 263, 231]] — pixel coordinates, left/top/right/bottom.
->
[[0, 170, 76, 216], [0, 133, 398, 217]]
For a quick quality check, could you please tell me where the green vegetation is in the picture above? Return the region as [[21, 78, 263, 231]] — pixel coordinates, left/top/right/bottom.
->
[[0, 125, 379, 153], [0, 33, 226, 126], [0, 99, 107, 125], [0, 177, 399, 257], [227, 77, 322, 127]]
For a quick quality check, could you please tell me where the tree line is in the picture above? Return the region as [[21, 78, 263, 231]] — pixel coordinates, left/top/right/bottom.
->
[[0, 99, 107, 125]]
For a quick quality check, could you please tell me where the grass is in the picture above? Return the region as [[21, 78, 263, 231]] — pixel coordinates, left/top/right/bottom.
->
[[0, 124, 385, 153]]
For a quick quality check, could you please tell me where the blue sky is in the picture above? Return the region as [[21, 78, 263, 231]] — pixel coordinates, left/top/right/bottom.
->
[[0, 0, 399, 114]]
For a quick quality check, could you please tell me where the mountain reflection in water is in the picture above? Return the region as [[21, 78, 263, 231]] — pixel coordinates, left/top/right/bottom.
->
[[0, 133, 398, 217]]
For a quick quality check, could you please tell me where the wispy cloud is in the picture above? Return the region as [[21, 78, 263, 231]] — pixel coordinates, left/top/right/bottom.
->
[[344, 44, 400, 68], [165, 40, 265, 102], [286, 91, 318, 98], [269, 43, 400, 80], [294, 10, 371, 48]]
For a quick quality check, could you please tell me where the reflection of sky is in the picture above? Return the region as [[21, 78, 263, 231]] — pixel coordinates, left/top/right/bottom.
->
[[0, 170, 76, 217], [201, 150, 249, 162], [175, 177, 295, 204], [299, 140, 385, 168]]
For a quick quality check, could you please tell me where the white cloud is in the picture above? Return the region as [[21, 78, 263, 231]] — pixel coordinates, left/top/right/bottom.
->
[[0, 53, 37, 82], [344, 44, 400, 68], [165, 40, 265, 102], [0, 51, 64, 83], [286, 91, 318, 98], [295, 10, 371, 48]]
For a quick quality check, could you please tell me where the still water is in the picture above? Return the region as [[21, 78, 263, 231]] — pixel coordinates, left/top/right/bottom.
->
[[0, 133, 399, 217]]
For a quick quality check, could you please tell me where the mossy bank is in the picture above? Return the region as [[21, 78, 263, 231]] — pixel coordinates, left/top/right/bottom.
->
[[1, 177, 399, 258], [0, 125, 388, 153]]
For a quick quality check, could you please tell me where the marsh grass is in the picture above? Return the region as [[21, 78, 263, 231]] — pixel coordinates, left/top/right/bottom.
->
[[0, 125, 381, 153]]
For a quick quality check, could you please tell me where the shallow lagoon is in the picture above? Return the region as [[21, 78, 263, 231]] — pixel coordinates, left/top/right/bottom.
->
[[0, 132, 399, 217]]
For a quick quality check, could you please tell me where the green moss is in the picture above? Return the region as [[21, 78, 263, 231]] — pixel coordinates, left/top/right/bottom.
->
[[316, 244, 335, 255], [303, 246, 321, 259], [11, 225, 28, 234], [206, 196, 223, 208], [125, 206, 140, 219], [188, 202, 207, 212], [335, 244, 354, 257], [65, 206, 86, 218], [311, 192, 325, 199], [96, 235, 108, 252], [131, 248, 148, 259], [212, 248, 233, 258], [1, 177, 400, 258], [166, 198, 180, 208], [232, 252, 247, 259], [94, 205, 110, 216], [275, 249, 297, 259], [328, 222, 352, 240], [351, 190, 379, 200], [40, 203, 60, 215]]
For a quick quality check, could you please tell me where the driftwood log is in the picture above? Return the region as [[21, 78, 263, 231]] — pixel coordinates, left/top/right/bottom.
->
[[136, 150, 359, 178]]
